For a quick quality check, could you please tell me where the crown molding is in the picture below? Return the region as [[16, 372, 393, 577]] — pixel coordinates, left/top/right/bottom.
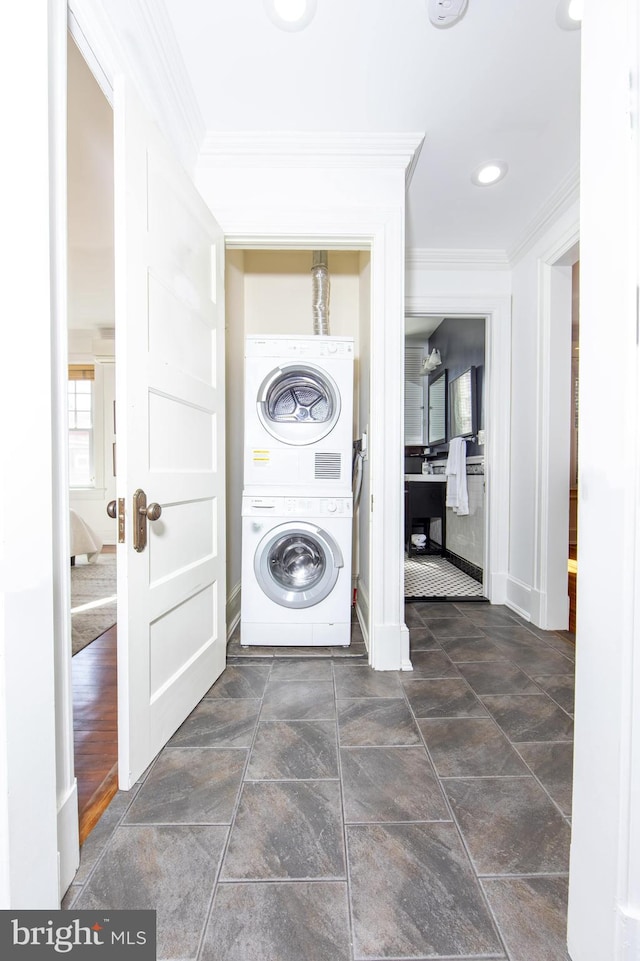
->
[[406, 248, 510, 270], [507, 162, 580, 265], [69, 0, 205, 173], [199, 131, 425, 185]]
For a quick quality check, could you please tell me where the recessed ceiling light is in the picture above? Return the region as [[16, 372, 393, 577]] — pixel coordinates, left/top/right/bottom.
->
[[471, 161, 508, 187], [264, 0, 318, 31], [556, 0, 582, 30]]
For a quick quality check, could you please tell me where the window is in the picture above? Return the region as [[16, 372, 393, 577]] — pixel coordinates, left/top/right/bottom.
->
[[68, 365, 95, 487]]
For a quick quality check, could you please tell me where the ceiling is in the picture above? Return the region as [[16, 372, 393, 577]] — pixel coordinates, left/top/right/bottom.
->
[[161, 0, 581, 253], [66, 0, 581, 332]]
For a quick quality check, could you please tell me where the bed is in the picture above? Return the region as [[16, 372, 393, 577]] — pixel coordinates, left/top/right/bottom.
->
[[70, 509, 103, 564]]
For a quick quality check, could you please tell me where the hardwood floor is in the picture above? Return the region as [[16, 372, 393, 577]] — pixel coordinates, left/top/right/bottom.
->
[[568, 543, 577, 634], [72, 623, 118, 844]]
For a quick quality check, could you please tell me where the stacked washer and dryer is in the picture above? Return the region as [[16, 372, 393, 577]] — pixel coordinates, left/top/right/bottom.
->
[[241, 332, 355, 646]]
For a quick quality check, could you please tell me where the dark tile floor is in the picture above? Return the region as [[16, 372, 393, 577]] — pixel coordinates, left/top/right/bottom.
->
[[65, 602, 574, 961]]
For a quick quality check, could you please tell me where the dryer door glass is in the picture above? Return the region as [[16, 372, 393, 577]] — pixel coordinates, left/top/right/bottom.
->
[[255, 523, 342, 609], [257, 363, 340, 445]]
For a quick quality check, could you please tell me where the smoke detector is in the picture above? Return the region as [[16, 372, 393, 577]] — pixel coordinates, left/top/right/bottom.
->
[[427, 0, 469, 28]]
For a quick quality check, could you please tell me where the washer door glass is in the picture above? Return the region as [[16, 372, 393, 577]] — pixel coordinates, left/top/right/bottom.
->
[[257, 363, 341, 446], [255, 523, 343, 609]]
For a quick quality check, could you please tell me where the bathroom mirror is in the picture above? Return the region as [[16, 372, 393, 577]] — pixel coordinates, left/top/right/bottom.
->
[[427, 369, 447, 445], [449, 366, 477, 438]]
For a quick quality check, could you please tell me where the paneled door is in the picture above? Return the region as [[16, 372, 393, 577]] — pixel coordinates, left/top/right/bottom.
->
[[114, 75, 226, 788]]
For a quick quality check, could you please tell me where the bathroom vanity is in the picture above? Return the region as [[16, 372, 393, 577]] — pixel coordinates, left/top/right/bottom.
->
[[404, 475, 447, 556]]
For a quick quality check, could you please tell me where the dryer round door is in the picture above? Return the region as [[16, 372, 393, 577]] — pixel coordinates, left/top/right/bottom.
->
[[256, 363, 341, 446], [254, 522, 344, 609]]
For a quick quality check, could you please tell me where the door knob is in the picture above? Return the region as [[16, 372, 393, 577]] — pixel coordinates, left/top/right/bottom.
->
[[106, 500, 117, 519], [139, 502, 162, 521]]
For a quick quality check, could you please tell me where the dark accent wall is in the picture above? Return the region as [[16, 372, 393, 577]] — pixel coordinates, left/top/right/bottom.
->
[[428, 317, 485, 458]]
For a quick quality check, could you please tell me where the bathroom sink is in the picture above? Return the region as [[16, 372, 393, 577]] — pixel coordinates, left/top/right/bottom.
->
[[404, 474, 446, 483]]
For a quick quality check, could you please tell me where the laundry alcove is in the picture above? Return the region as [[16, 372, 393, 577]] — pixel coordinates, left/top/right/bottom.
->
[[196, 132, 424, 669]]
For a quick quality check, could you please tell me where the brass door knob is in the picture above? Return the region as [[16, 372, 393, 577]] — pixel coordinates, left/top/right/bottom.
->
[[141, 503, 162, 521]]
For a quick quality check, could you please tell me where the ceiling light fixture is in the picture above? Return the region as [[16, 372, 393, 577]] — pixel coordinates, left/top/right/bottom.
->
[[556, 0, 582, 30], [264, 0, 318, 32], [471, 160, 508, 187], [427, 0, 469, 29]]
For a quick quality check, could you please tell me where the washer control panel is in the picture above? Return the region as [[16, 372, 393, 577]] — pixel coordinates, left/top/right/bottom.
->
[[243, 495, 352, 518]]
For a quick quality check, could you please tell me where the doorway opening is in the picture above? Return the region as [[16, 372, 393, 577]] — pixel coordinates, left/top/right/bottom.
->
[[568, 261, 579, 633], [404, 315, 487, 601], [67, 32, 118, 841]]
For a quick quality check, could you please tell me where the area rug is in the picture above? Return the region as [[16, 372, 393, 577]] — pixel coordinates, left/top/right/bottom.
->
[[71, 553, 117, 655]]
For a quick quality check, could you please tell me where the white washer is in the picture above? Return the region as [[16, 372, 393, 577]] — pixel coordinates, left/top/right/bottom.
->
[[244, 334, 354, 492], [241, 493, 353, 646]]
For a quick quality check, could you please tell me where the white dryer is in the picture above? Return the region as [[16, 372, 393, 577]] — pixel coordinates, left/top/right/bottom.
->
[[244, 334, 354, 492], [240, 493, 353, 647]]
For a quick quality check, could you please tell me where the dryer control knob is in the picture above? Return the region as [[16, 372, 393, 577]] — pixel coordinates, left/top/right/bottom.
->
[[328, 342, 337, 353], [327, 499, 337, 513]]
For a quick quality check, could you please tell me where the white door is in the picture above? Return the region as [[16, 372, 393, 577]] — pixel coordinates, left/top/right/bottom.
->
[[114, 75, 226, 789]]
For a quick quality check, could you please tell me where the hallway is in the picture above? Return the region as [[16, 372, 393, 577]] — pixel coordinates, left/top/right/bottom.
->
[[65, 602, 574, 961]]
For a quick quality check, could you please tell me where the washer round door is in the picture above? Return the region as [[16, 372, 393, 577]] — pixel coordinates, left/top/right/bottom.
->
[[254, 522, 344, 609], [256, 363, 341, 446]]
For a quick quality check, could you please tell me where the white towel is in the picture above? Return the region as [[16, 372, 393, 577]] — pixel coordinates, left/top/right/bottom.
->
[[445, 437, 469, 516]]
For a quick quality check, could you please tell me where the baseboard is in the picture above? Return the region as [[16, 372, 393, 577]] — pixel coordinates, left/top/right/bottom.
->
[[57, 780, 80, 904], [443, 549, 483, 584], [226, 581, 241, 639], [505, 575, 532, 621]]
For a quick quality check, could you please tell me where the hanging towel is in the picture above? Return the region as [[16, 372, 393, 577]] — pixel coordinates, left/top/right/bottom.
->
[[445, 437, 469, 516]]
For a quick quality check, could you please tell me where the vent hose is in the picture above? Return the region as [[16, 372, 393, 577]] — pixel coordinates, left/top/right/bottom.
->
[[311, 250, 330, 335]]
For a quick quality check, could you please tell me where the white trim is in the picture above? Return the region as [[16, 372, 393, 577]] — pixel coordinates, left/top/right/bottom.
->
[[53, 1, 80, 900], [531, 224, 579, 629], [504, 575, 532, 621], [406, 248, 510, 270], [404, 295, 512, 606], [69, 0, 204, 172], [200, 131, 425, 185], [508, 163, 580, 266]]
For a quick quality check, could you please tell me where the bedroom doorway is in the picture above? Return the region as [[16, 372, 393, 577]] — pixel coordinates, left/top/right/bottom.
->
[[67, 32, 118, 841]]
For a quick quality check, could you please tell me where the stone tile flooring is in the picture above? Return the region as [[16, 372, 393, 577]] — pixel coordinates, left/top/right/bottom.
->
[[65, 601, 574, 961]]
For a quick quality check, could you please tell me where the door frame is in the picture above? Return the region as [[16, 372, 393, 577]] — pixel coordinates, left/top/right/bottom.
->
[[531, 226, 579, 629], [404, 296, 512, 605]]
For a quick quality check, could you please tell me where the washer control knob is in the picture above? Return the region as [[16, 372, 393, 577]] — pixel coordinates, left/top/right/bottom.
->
[[328, 342, 337, 353], [327, 499, 337, 513]]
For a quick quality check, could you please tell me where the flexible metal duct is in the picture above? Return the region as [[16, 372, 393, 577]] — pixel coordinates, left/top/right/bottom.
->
[[311, 250, 330, 335]]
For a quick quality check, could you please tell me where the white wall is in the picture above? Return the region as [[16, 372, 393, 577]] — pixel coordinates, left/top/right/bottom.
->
[[0, 0, 63, 907], [567, 1, 640, 957]]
